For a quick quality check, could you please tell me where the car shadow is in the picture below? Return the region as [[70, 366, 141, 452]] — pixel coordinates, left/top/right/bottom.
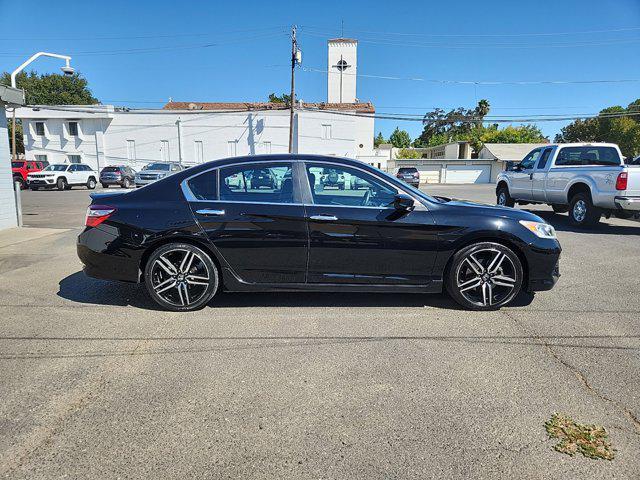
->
[[57, 271, 535, 311], [525, 209, 640, 235]]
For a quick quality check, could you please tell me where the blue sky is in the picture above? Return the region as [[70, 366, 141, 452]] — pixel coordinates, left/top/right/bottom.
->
[[1, 0, 639, 141]]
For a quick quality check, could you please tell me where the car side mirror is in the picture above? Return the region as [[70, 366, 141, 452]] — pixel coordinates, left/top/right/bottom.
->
[[393, 193, 415, 211]]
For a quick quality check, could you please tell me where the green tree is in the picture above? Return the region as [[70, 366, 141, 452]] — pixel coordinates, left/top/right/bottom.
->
[[1, 70, 98, 154], [268, 93, 291, 105], [1, 70, 98, 105], [373, 131, 386, 147], [555, 99, 640, 158], [388, 127, 411, 148], [396, 148, 422, 159], [414, 99, 491, 148]]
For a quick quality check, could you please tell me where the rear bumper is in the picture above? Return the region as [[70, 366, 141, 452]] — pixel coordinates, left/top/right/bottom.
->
[[614, 196, 640, 211], [77, 226, 140, 283]]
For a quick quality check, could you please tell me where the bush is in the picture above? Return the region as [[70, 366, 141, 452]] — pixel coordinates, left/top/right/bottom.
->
[[396, 148, 422, 159]]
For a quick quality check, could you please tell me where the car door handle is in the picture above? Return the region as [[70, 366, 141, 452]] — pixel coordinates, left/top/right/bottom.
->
[[309, 214, 338, 221], [195, 208, 225, 216]]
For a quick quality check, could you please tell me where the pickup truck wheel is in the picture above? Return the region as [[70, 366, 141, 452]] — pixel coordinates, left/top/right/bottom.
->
[[551, 204, 569, 214], [496, 186, 515, 208], [569, 193, 601, 227], [446, 242, 523, 311], [56, 178, 67, 191]]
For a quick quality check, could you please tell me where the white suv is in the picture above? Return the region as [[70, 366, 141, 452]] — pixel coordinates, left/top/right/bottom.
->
[[27, 163, 98, 191]]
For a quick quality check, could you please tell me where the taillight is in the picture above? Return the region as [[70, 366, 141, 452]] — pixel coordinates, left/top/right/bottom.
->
[[85, 205, 116, 227], [616, 172, 628, 191]]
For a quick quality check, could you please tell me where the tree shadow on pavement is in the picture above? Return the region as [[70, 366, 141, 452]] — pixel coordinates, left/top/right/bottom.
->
[[57, 271, 535, 311]]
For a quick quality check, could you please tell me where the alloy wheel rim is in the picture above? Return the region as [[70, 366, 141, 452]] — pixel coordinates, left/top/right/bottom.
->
[[456, 248, 517, 307], [150, 249, 211, 307], [498, 192, 506, 205], [573, 200, 587, 222]]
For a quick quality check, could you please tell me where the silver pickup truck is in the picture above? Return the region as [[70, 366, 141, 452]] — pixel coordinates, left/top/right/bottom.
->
[[496, 143, 640, 226]]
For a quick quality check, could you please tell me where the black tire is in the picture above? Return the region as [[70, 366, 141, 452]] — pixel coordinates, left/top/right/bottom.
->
[[568, 192, 601, 227], [122, 178, 131, 188], [101, 183, 109, 189], [551, 204, 569, 214], [87, 177, 97, 190], [56, 177, 67, 191], [496, 186, 515, 208], [446, 242, 523, 311], [144, 243, 219, 312]]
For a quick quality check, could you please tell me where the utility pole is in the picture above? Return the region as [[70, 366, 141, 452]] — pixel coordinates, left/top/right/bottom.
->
[[11, 109, 16, 161], [288, 25, 297, 154]]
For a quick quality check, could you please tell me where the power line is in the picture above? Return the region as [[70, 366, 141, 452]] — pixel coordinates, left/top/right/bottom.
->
[[0, 31, 288, 57], [300, 30, 640, 48], [300, 24, 640, 38], [302, 66, 640, 85]]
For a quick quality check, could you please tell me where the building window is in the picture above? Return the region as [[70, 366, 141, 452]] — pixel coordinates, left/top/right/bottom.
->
[[35, 122, 45, 136], [227, 140, 237, 157], [126, 140, 136, 160], [68, 154, 81, 164], [35, 154, 48, 164], [160, 140, 170, 162], [321, 124, 332, 140], [68, 121, 79, 136], [194, 141, 204, 163]]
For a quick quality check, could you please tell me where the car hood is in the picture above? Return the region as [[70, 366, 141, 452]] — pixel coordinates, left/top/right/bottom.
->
[[436, 197, 547, 222]]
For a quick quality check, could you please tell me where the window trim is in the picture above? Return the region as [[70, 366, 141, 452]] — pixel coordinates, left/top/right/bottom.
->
[[34, 121, 46, 137], [180, 158, 426, 210], [68, 121, 79, 137]]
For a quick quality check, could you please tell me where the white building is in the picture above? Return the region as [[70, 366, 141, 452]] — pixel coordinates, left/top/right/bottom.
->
[[15, 38, 379, 172], [0, 85, 25, 231]]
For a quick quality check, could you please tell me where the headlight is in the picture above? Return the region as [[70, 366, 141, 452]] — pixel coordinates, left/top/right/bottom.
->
[[519, 220, 556, 239], [157, 173, 166, 179]]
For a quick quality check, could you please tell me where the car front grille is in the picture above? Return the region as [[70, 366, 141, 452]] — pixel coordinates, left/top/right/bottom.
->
[[139, 175, 157, 181]]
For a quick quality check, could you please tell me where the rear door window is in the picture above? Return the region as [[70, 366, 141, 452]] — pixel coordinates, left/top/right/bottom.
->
[[187, 169, 218, 201], [219, 163, 294, 204]]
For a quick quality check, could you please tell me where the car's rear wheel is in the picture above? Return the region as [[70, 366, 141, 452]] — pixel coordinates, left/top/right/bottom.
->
[[56, 177, 67, 191], [496, 186, 515, 207], [568, 193, 601, 227], [144, 243, 219, 312], [446, 242, 523, 311]]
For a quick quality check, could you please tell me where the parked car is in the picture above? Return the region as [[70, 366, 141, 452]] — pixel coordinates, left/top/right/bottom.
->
[[78, 154, 561, 312], [28, 163, 97, 191], [100, 165, 136, 188], [320, 168, 345, 190], [135, 162, 184, 187], [12, 160, 48, 189], [247, 168, 276, 190], [394, 167, 420, 187], [496, 143, 640, 226]]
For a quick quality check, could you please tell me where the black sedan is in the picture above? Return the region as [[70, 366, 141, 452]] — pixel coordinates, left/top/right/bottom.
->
[[78, 154, 560, 312]]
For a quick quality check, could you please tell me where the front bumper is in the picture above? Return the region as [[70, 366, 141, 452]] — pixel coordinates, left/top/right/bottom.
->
[[614, 196, 640, 211], [524, 241, 561, 292], [28, 178, 56, 186]]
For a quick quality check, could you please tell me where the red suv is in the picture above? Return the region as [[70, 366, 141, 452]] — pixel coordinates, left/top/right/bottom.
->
[[12, 160, 49, 189]]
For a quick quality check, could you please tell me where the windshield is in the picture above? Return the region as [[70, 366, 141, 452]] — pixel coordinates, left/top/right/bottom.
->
[[44, 164, 68, 172], [144, 163, 171, 171], [11, 162, 25, 168]]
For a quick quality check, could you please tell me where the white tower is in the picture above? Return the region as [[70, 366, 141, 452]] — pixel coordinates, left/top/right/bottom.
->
[[327, 38, 357, 103]]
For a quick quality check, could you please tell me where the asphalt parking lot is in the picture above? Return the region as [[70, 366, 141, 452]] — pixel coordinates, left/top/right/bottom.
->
[[1, 184, 639, 479]]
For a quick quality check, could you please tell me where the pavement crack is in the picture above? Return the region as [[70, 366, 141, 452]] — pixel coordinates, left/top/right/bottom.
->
[[503, 310, 640, 435]]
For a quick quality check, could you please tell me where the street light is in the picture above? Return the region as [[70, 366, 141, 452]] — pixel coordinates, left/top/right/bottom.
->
[[9, 52, 74, 161]]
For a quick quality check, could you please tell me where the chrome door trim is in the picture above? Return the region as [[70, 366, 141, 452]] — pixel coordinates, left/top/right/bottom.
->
[[195, 209, 226, 216]]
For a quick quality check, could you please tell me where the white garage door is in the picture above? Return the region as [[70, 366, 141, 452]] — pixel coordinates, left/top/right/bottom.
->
[[444, 164, 491, 184], [417, 166, 441, 184]]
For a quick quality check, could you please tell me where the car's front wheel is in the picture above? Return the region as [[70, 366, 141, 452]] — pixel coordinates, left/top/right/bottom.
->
[[144, 243, 219, 311], [496, 186, 515, 208], [122, 178, 131, 188], [87, 177, 97, 190], [446, 242, 523, 311], [56, 177, 67, 191]]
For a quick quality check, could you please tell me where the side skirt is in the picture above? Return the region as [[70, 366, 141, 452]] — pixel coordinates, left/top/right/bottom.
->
[[221, 267, 443, 294]]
